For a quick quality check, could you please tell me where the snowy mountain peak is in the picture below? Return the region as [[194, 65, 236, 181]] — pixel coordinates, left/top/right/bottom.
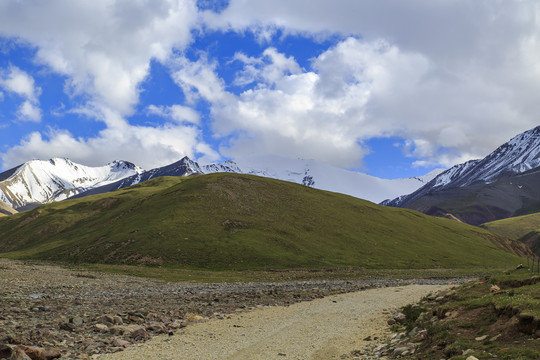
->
[[0, 158, 143, 209], [386, 125, 540, 207]]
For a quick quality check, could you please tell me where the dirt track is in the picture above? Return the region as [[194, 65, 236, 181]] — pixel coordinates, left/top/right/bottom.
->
[[99, 284, 449, 360]]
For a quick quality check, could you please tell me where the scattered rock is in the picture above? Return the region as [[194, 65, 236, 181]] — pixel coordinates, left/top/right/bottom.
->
[[110, 339, 131, 348], [130, 328, 149, 341], [393, 312, 406, 323], [466, 356, 479, 360], [69, 316, 83, 326], [489, 285, 501, 293], [393, 346, 409, 356], [93, 324, 109, 333], [475, 335, 488, 341]]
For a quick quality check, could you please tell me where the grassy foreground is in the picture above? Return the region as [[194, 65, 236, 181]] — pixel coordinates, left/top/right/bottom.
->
[[0, 173, 528, 270], [389, 270, 540, 359]]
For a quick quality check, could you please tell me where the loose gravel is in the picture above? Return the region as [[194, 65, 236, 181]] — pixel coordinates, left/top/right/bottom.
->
[[0, 258, 465, 359]]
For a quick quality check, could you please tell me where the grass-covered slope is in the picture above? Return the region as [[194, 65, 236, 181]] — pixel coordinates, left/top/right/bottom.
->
[[0, 174, 527, 270], [483, 212, 540, 257], [483, 212, 540, 240]]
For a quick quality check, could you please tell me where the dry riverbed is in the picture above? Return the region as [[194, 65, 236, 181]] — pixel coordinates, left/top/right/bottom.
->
[[0, 259, 461, 359]]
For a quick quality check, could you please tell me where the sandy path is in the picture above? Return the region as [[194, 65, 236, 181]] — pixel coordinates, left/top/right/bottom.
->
[[100, 284, 448, 360]]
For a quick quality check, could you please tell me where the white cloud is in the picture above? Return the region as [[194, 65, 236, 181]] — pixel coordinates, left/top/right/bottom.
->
[[200, 0, 540, 167], [0, 0, 198, 116], [233, 47, 302, 86], [147, 104, 200, 125], [17, 100, 42, 123], [0, 0, 216, 170], [0, 114, 220, 170], [0, 66, 42, 122], [0, 66, 39, 101], [170, 38, 432, 168]]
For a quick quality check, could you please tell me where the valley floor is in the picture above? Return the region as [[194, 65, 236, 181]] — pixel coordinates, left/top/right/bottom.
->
[[0, 259, 459, 359], [98, 284, 449, 360]]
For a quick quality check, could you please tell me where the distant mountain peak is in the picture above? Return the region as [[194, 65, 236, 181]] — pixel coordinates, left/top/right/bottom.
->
[[0, 158, 143, 209], [386, 125, 540, 209]]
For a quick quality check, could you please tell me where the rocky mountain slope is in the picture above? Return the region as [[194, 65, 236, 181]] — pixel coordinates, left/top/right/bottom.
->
[[0, 158, 143, 210], [384, 126, 540, 224]]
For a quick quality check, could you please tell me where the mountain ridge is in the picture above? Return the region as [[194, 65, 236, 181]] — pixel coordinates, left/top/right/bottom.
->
[[0, 155, 441, 209], [0, 158, 143, 210], [385, 126, 540, 208], [383, 125, 540, 225]]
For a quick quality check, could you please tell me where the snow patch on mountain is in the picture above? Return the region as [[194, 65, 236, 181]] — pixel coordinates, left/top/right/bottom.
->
[[0, 158, 143, 209]]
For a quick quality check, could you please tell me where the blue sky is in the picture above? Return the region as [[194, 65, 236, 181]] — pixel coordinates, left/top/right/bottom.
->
[[0, 0, 539, 178]]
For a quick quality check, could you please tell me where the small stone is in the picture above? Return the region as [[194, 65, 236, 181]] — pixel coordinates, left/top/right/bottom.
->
[[111, 339, 131, 348], [489, 285, 501, 293], [387, 318, 396, 325], [462, 349, 475, 356], [490, 334, 501, 342], [130, 328, 149, 340], [93, 324, 109, 332], [393, 347, 409, 356], [466, 356, 479, 360], [475, 335, 488, 341], [59, 323, 76, 332], [112, 315, 124, 325], [145, 321, 167, 333], [97, 315, 114, 324], [70, 316, 83, 326], [393, 312, 406, 323], [184, 313, 204, 324], [18, 345, 61, 360]]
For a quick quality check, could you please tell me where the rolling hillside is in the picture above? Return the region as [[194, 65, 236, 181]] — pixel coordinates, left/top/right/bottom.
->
[[0, 173, 528, 270], [483, 213, 540, 257]]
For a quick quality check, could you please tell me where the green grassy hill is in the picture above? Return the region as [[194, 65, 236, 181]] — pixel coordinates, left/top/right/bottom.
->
[[0, 174, 528, 270], [483, 212, 540, 240], [483, 213, 540, 257]]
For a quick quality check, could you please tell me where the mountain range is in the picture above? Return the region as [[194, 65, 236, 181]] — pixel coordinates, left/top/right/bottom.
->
[[0, 155, 440, 211], [384, 125, 540, 225]]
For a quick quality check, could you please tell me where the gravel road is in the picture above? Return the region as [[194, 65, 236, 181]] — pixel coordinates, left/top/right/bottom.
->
[[98, 284, 449, 360], [0, 258, 459, 359]]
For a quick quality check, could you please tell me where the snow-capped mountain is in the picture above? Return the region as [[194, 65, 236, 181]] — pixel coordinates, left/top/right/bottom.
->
[[74, 155, 442, 204], [386, 125, 540, 208], [0, 158, 143, 209]]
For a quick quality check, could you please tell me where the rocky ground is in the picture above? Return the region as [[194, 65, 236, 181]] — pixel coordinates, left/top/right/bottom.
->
[[0, 259, 466, 359]]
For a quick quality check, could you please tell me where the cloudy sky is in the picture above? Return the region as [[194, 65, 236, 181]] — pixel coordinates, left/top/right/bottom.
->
[[0, 0, 539, 178]]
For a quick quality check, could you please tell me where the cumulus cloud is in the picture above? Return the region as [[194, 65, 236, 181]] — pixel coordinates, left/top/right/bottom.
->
[[0, 66, 42, 122], [0, 0, 198, 116], [0, 0, 215, 169], [200, 0, 540, 167], [0, 114, 220, 170], [147, 104, 200, 125], [170, 38, 433, 167]]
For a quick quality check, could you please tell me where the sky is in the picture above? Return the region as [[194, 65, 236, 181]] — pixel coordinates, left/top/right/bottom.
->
[[0, 0, 539, 179]]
